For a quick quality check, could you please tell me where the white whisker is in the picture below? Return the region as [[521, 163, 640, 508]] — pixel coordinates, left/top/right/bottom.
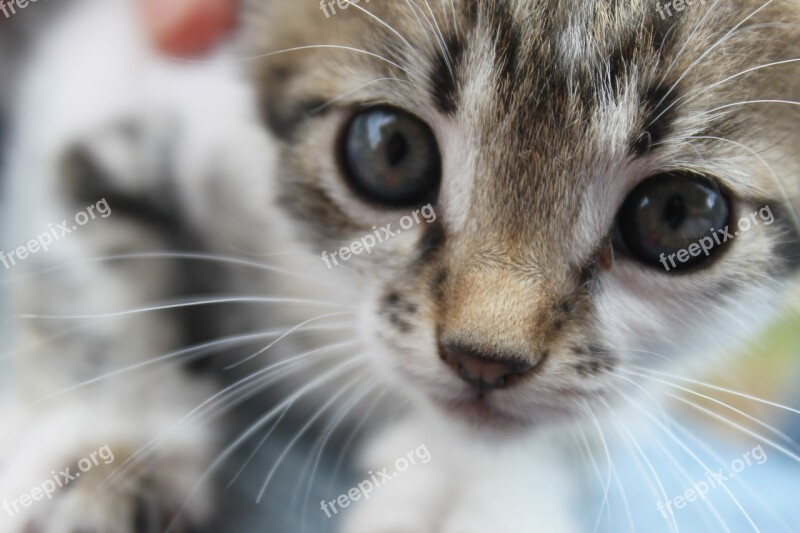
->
[[15, 297, 356, 321], [163, 355, 366, 532], [225, 312, 357, 369], [633, 367, 800, 417], [165, 44, 409, 73]]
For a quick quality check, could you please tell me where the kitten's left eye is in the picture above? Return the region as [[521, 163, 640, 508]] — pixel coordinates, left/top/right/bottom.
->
[[340, 106, 441, 207], [615, 173, 731, 271]]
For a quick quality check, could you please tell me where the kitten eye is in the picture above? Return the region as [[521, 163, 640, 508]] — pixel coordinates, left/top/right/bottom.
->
[[340, 106, 441, 207], [615, 173, 731, 271]]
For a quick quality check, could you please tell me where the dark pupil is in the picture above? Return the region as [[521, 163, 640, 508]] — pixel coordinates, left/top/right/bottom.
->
[[386, 132, 408, 167], [663, 195, 686, 230]]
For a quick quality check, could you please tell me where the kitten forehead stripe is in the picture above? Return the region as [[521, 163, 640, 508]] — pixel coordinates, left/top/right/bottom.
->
[[429, 34, 464, 115]]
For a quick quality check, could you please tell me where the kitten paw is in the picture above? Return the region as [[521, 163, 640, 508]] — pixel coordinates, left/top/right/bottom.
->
[[0, 403, 215, 533]]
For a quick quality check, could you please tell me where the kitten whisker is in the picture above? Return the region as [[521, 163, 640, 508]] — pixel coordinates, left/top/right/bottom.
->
[[630, 367, 800, 417], [0, 250, 356, 294], [101, 341, 361, 493], [296, 381, 381, 531], [608, 380, 762, 531], [28, 322, 355, 405], [573, 425, 615, 531], [579, 402, 616, 533], [0, 320, 95, 362], [225, 311, 357, 369], [619, 347, 675, 363], [325, 388, 399, 497], [668, 408, 796, 533], [224, 402, 293, 490], [605, 394, 730, 532], [15, 297, 355, 321], [624, 367, 800, 456], [600, 400, 683, 533], [402, 0, 439, 53], [650, 388, 800, 529], [608, 394, 716, 533], [163, 356, 367, 532], [660, 389, 800, 467], [256, 374, 368, 503]]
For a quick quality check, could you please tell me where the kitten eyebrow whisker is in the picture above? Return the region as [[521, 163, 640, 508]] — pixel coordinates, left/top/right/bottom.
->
[[166, 44, 410, 74], [687, 134, 800, 236], [658, 0, 723, 87], [447, 0, 458, 35], [345, 1, 417, 55], [704, 99, 800, 115], [404, 0, 454, 79], [420, 0, 455, 77], [707, 58, 800, 95], [310, 77, 417, 114], [648, 0, 777, 131], [653, 58, 800, 132]]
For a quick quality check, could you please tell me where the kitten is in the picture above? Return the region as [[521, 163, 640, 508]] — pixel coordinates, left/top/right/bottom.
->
[[1, 0, 799, 532]]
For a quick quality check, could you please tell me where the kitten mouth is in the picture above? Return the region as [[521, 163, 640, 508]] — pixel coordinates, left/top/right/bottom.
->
[[438, 395, 528, 429]]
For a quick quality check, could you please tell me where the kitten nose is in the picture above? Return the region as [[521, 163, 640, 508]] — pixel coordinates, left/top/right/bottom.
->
[[439, 343, 534, 391]]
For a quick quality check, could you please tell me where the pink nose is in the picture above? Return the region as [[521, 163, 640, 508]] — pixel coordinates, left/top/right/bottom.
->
[[439, 343, 534, 391]]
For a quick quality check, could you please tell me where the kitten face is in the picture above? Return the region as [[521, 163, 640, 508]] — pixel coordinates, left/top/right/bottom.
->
[[250, 0, 800, 429]]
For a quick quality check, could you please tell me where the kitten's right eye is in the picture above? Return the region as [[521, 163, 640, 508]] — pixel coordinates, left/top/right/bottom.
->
[[340, 106, 441, 207], [615, 173, 731, 272]]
